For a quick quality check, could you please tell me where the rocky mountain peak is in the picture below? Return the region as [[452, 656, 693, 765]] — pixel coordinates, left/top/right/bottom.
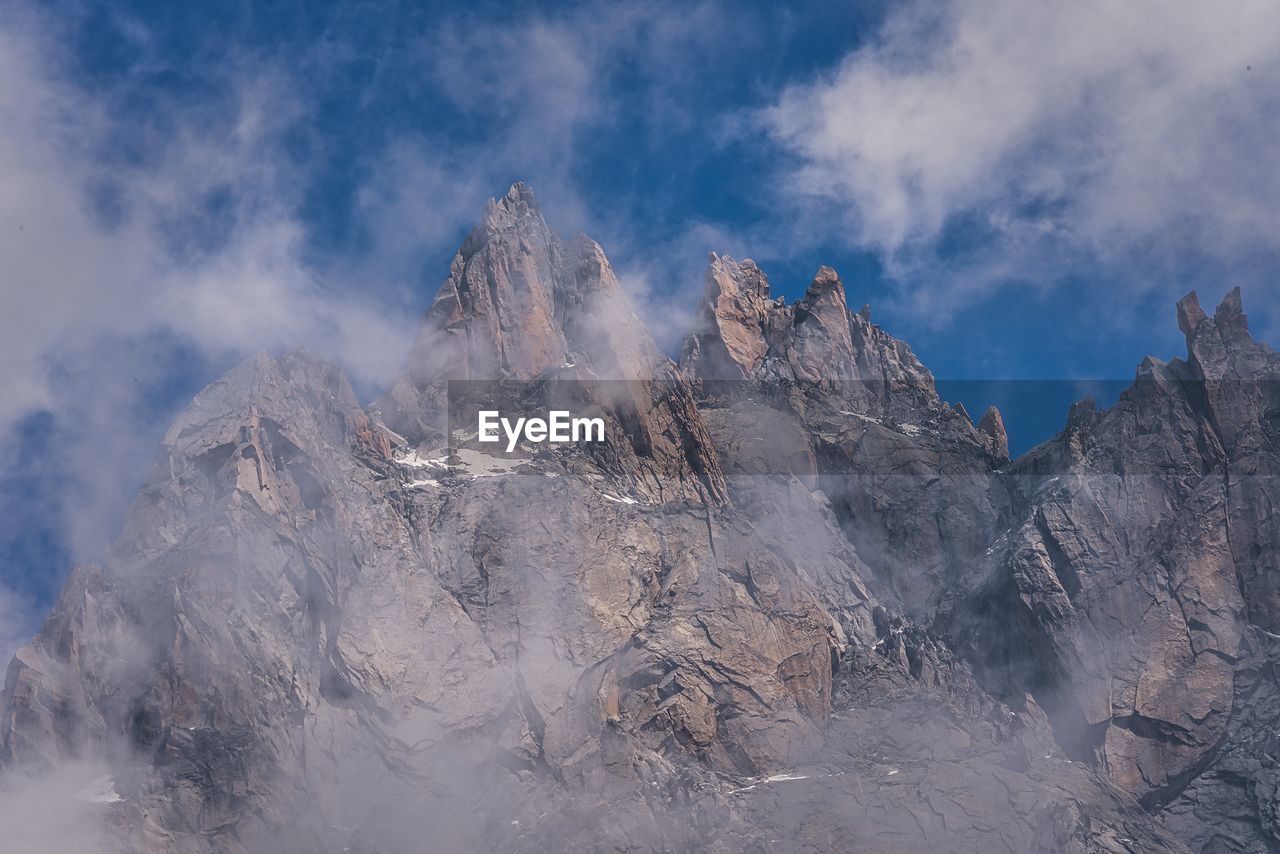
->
[[804, 265, 842, 296], [376, 184, 727, 504], [502, 179, 539, 209], [681, 256, 939, 417], [788, 266, 856, 383], [707, 252, 770, 300], [977, 404, 1009, 461], [460, 181, 544, 253], [679, 253, 778, 379], [395, 182, 670, 392], [1178, 287, 1258, 358], [1213, 285, 1249, 338], [6, 180, 1280, 853], [1176, 290, 1208, 341]]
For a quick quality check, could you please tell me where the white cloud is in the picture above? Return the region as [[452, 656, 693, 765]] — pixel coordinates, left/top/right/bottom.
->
[[0, 761, 116, 852], [0, 0, 732, 650], [0, 28, 416, 416], [0, 584, 37, 678], [0, 11, 420, 652], [764, 0, 1280, 300], [350, 0, 759, 352]]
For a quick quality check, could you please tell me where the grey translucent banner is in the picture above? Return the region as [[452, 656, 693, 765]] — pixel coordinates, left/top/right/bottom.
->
[[438, 378, 1278, 476]]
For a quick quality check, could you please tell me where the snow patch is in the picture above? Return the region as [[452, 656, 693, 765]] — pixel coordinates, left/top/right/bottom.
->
[[452, 448, 525, 476], [985, 530, 1014, 556], [75, 774, 122, 804], [601, 493, 639, 506], [396, 450, 449, 469], [728, 771, 812, 794]]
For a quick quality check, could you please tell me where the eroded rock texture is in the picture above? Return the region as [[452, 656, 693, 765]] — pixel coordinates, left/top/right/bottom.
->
[[379, 182, 726, 505], [2, 184, 1276, 853], [680, 253, 1009, 619], [939, 288, 1280, 852]]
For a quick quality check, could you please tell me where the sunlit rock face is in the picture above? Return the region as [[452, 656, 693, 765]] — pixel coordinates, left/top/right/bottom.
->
[[3, 185, 1278, 854], [947, 287, 1280, 851], [377, 182, 727, 506]]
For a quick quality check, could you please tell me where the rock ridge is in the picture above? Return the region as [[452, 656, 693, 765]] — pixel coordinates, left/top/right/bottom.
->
[[2, 186, 1277, 853]]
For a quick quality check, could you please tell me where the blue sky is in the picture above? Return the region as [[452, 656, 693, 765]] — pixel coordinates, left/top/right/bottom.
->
[[1, 0, 1278, 650]]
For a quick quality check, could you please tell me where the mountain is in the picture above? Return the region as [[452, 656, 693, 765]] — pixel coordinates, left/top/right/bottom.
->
[[376, 183, 726, 505], [2, 184, 1277, 853]]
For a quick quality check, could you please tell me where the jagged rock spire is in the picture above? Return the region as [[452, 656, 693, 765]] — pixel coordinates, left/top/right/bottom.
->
[[679, 253, 777, 379], [977, 405, 1009, 462], [1176, 290, 1209, 340], [401, 182, 665, 387], [377, 183, 727, 503], [679, 254, 938, 412], [4, 179, 1276, 851], [1178, 287, 1254, 357]]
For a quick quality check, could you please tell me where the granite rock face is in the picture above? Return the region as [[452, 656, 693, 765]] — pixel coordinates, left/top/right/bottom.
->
[[2, 185, 1277, 853], [939, 288, 1280, 852], [680, 254, 1009, 619], [378, 182, 726, 505]]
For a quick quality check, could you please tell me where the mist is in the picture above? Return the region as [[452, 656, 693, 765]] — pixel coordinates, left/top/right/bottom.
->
[[3, 2, 1279, 852]]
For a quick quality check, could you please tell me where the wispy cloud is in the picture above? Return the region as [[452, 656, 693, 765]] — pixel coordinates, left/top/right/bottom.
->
[[762, 0, 1280, 321], [0, 0, 749, 649], [0, 20, 415, 417], [371, 0, 753, 229], [6, 0, 1276, 661], [351, 0, 764, 346], [0, 9, 417, 645]]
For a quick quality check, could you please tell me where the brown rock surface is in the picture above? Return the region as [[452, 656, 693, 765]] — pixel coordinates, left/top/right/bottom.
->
[[4, 186, 1276, 853], [378, 183, 726, 505], [942, 289, 1280, 851], [680, 254, 1007, 618]]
